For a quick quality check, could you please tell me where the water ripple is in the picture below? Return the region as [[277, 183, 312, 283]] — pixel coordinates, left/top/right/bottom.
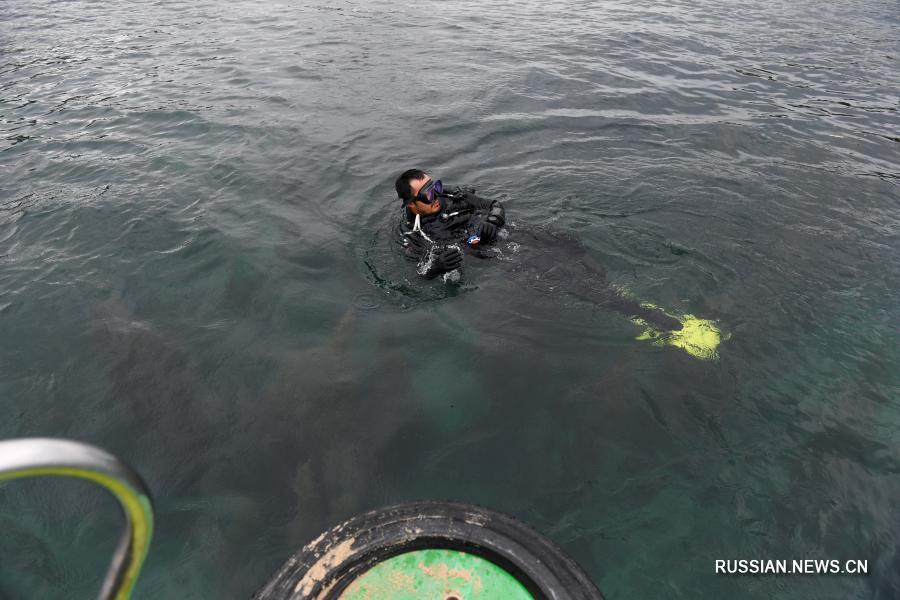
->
[[2, 0, 899, 598]]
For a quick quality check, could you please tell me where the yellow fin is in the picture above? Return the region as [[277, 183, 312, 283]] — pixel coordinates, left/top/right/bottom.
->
[[632, 304, 725, 361]]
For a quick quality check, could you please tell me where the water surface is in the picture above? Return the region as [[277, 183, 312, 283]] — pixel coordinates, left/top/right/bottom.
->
[[1, 0, 899, 598]]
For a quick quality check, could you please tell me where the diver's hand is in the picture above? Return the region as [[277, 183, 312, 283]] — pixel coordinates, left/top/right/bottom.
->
[[432, 246, 463, 273], [478, 221, 498, 242], [434, 246, 462, 273], [402, 231, 431, 259]]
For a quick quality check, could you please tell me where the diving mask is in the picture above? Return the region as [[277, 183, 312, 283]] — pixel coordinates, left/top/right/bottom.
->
[[414, 178, 443, 203]]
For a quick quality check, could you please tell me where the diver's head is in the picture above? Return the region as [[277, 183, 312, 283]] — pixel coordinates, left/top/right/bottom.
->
[[395, 168, 442, 216]]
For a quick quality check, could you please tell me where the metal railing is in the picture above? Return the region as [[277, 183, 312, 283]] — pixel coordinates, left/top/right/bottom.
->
[[0, 438, 154, 600]]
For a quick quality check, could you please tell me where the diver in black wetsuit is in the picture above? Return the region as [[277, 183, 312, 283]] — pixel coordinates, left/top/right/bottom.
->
[[394, 168, 684, 333], [395, 168, 506, 279]]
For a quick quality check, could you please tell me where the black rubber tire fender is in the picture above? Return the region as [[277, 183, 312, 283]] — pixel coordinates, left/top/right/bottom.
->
[[253, 500, 605, 600]]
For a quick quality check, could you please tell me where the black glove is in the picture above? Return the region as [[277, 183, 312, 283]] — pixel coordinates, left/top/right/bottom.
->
[[401, 231, 429, 256], [425, 246, 463, 277], [478, 220, 498, 242]]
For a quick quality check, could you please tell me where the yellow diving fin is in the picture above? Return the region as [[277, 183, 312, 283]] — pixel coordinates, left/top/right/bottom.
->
[[632, 304, 727, 361]]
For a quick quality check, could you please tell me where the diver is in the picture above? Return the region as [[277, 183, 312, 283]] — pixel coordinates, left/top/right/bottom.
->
[[395, 168, 506, 279], [394, 168, 725, 360]]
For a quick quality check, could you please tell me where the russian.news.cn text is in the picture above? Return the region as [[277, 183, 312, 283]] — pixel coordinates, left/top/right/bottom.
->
[[715, 559, 868, 575]]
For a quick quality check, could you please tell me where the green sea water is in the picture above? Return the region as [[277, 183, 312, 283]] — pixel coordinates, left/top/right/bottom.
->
[[1, 0, 898, 598]]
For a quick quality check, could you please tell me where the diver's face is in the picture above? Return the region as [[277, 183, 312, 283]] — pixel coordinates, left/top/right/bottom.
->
[[406, 175, 442, 216]]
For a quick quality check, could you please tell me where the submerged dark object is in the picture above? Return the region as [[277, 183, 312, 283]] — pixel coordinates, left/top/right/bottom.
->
[[254, 500, 604, 599]]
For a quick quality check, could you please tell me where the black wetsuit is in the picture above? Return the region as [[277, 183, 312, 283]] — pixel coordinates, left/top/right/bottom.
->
[[403, 186, 504, 243], [399, 186, 506, 277], [397, 186, 681, 332]]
